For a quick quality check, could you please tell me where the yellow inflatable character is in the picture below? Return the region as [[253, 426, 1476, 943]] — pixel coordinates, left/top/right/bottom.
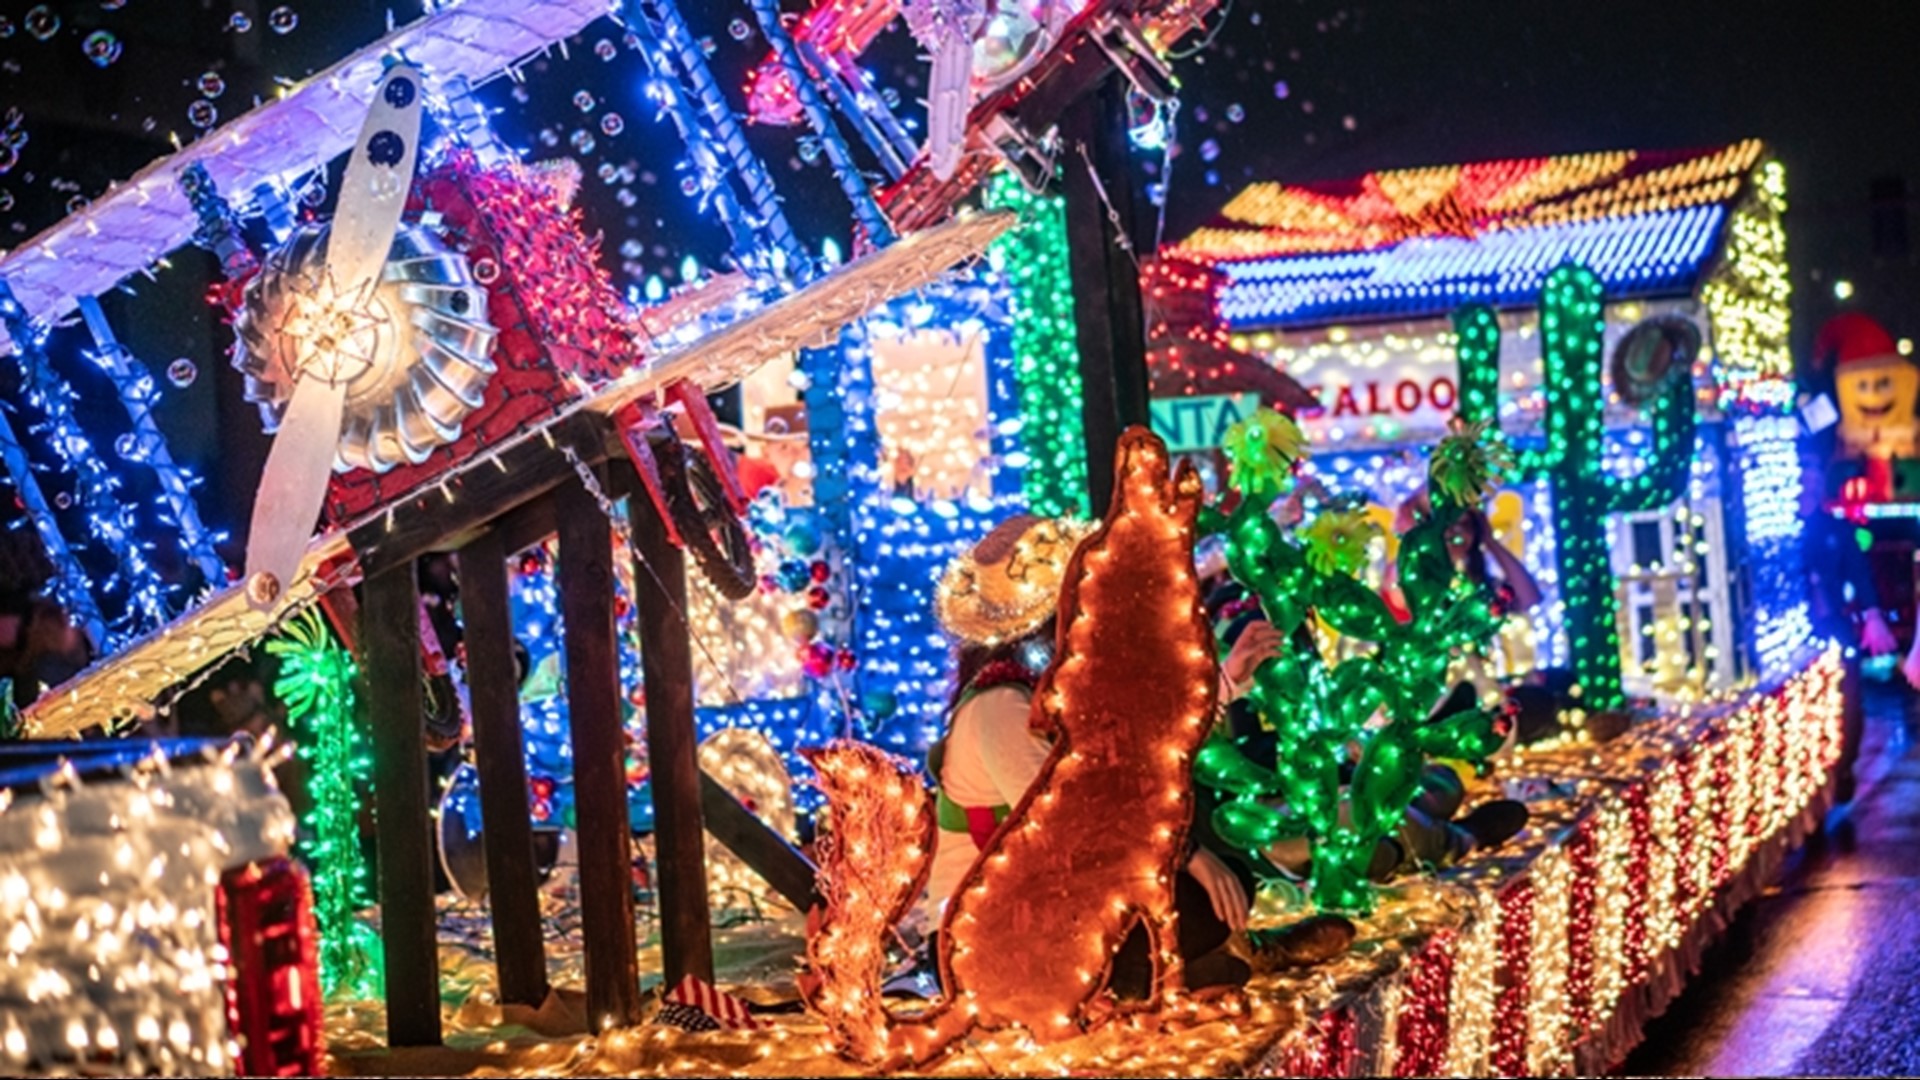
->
[[1817, 313, 1920, 460]]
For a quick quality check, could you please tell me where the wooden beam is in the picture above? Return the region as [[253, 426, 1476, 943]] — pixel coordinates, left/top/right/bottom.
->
[[698, 770, 819, 913], [623, 464, 716, 985], [457, 527, 550, 1008], [555, 470, 642, 1028], [361, 562, 441, 1047], [348, 411, 618, 579], [1061, 72, 1152, 517]]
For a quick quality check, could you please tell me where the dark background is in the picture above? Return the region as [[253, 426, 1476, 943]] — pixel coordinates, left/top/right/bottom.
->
[[1, 0, 1918, 540]]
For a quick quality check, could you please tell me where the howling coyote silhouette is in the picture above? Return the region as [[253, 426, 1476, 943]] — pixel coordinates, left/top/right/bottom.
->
[[801, 427, 1220, 1068]]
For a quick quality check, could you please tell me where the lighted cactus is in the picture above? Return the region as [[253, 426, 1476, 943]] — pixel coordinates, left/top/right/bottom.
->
[[1452, 263, 1699, 711], [1198, 410, 1508, 913]]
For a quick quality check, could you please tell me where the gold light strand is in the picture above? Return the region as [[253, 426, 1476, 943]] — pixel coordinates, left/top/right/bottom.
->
[[1527, 846, 1573, 1076], [1442, 888, 1501, 1077], [1588, 797, 1632, 1030]]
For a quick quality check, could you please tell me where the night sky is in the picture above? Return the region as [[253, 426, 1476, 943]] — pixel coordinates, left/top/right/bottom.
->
[[0, 0, 1917, 530]]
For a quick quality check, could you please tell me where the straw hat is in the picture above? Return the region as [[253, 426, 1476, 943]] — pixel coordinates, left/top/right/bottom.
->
[[935, 514, 1096, 646]]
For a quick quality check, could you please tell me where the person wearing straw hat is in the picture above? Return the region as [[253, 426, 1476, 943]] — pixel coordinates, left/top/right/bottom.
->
[[920, 512, 1286, 996]]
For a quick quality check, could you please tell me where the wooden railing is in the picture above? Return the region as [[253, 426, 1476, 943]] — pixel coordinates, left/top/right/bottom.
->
[[342, 410, 814, 1044]]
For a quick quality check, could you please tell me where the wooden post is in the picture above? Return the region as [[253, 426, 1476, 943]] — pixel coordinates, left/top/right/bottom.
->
[[1061, 72, 1152, 516], [624, 469, 716, 985], [361, 562, 441, 1047], [556, 473, 642, 1028], [457, 525, 550, 1008]]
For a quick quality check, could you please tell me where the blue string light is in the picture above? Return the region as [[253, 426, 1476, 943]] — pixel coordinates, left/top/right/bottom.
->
[[0, 280, 170, 646], [1215, 207, 1728, 329], [743, 0, 897, 249], [626, 0, 815, 285], [75, 297, 228, 593]]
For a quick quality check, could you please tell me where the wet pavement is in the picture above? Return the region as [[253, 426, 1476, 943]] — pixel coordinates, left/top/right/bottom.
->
[[1622, 678, 1920, 1077]]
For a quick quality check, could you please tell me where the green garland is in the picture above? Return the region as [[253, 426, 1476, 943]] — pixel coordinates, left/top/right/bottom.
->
[[268, 609, 383, 1000], [985, 172, 1089, 518]]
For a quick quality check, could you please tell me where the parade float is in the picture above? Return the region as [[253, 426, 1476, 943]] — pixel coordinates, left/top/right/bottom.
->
[[0, 0, 1843, 1064]]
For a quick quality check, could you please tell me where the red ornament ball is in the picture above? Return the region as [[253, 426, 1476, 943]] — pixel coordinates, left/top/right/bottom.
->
[[803, 642, 836, 678], [808, 560, 832, 583], [806, 585, 831, 610], [835, 647, 857, 671]]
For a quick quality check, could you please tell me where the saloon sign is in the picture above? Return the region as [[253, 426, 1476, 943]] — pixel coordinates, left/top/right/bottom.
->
[[1304, 376, 1459, 420]]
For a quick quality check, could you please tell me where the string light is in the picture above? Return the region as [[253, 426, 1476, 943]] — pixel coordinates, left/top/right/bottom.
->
[[984, 172, 1090, 518], [265, 610, 381, 1001], [0, 742, 305, 1074]]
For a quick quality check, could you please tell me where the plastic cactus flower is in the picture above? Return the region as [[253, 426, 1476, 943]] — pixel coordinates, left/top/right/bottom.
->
[[1222, 408, 1309, 496]]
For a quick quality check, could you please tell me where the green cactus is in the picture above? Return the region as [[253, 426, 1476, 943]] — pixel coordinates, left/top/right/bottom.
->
[[1452, 263, 1698, 712], [1198, 412, 1508, 914]]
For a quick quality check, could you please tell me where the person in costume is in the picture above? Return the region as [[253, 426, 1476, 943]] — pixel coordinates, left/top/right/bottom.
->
[[1803, 314, 1908, 805], [1383, 485, 1541, 624], [923, 514, 1285, 994]]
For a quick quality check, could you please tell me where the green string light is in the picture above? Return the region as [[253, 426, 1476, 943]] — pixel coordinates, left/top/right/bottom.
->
[[1454, 263, 1697, 710], [985, 172, 1089, 518], [267, 609, 383, 1000], [1200, 409, 1507, 913]]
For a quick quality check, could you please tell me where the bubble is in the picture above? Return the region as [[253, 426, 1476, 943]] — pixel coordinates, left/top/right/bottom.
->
[[0, 145, 16, 177], [24, 6, 57, 41], [0, 17, 13, 39], [54, 492, 72, 510], [65, 195, 88, 214], [616, 188, 637, 207], [1272, 80, 1290, 99], [1342, 114, 1357, 131], [600, 112, 623, 137], [728, 17, 751, 40], [569, 129, 595, 155], [1300, 100, 1314, 114], [1199, 138, 1220, 163], [798, 137, 821, 164], [594, 38, 617, 61], [166, 358, 197, 388], [679, 175, 700, 196], [82, 30, 121, 66], [597, 162, 617, 183], [228, 12, 251, 32], [269, 6, 297, 34], [880, 87, 900, 108], [187, 100, 218, 129], [1226, 103, 1245, 123], [0, 190, 12, 212], [114, 434, 140, 461], [619, 239, 643, 259], [198, 72, 225, 99], [537, 127, 559, 148], [572, 90, 595, 112], [698, 36, 721, 58]]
